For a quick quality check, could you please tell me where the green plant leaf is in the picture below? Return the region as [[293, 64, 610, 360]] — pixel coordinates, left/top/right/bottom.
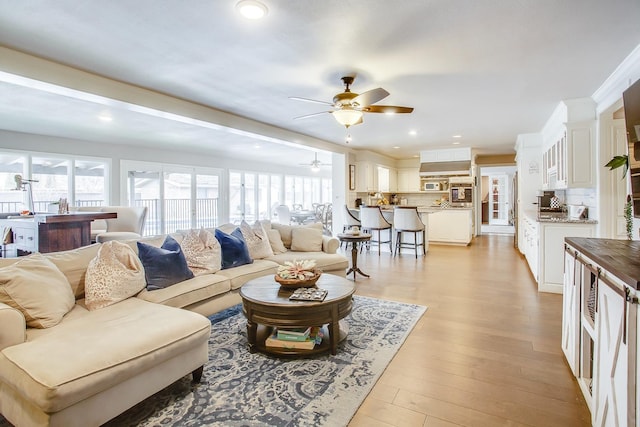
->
[[605, 155, 629, 178]]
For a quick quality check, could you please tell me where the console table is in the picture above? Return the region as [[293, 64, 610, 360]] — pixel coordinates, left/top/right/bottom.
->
[[0, 212, 116, 255]]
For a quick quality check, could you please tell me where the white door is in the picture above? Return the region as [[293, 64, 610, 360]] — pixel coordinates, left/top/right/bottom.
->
[[489, 175, 508, 225], [593, 278, 636, 426]]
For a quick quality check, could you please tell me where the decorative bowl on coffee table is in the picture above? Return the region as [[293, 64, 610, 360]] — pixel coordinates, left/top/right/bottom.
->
[[274, 269, 322, 288]]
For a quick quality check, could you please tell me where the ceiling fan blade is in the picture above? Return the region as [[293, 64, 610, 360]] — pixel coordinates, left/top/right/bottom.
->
[[363, 105, 414, 114], [289, 96, 334, 106], [293, 111, 333, 120], [352, 88, 389, 107]]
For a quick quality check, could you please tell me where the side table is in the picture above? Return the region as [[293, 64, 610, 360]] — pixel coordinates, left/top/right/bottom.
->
[[337, 233, 371, 280]]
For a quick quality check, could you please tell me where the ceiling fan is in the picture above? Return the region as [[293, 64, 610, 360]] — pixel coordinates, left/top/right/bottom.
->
[[290, 76, 414, 128], [299, 153, 329, 172]]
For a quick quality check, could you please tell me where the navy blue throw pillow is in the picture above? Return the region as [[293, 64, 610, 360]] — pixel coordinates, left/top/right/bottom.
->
[[214, 228, 253, 270], [137, 235, 194, 290]]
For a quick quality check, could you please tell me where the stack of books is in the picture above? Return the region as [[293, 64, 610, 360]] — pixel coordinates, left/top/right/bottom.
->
[[265, 326, 323, 350]]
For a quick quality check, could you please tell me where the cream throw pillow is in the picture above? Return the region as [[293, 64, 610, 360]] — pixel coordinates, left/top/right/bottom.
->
[[180, 228, 222, 275], [267, 229, 287, 254], [239, 220, 274, 259], [272, 222, 323, 249], [291, 226, 323, 252], [0, 253, 75, 328], [85, 241, 146, 311]]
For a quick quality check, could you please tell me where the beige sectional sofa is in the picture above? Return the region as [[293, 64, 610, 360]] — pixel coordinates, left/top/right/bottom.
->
[[0, 222, 348, 427]]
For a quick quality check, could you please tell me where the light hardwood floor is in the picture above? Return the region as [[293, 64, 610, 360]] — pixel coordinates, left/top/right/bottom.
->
[[345, 234, 591, 427]]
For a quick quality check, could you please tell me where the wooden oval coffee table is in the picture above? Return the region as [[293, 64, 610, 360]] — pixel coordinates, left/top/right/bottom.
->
[[240, 274, 355, 356]]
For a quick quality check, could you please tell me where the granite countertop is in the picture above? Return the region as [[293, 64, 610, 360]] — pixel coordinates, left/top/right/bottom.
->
[[566, 237, 640, 290], [523, 209, 597, 224]]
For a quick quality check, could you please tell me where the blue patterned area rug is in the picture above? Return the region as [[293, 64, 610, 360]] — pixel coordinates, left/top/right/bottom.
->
[[1, 296, 426, 427]]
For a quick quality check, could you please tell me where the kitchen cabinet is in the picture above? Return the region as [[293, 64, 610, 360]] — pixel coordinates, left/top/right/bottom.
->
[[427, 209, 472, 245], [397, 168, 420, 192], [562, 238, 640, 424], [542, 121, 595, 190], [521, 211, 595, 293], [355, 161, 375, 192]]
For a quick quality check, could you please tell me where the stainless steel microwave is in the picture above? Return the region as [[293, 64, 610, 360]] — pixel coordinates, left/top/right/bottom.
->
[[423, 182, 441, 191]]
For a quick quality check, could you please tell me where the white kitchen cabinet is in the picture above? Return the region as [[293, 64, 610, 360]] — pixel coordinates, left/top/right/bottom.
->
[[522, 215, 539, 282], [427, 209, 472, 245], [355, 161, 375, 192], [561, 247, 580, 376], [542, 121, 595, 190], [562, 239, 639, 424], [377, 166, 390, 192], [397, 168, 420, 192]]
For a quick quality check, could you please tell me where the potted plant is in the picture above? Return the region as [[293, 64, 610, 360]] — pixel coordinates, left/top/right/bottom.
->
[[605, 154, 633, 240]]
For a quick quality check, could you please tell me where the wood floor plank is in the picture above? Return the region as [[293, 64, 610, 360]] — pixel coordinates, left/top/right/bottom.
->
[[347, 234, 590, 427]]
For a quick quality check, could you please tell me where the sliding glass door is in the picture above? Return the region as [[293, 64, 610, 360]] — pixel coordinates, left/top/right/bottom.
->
[[124, 161, 222, 235]]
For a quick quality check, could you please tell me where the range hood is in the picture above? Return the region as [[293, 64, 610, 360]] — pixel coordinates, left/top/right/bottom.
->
[[419, 160, 471, 177]]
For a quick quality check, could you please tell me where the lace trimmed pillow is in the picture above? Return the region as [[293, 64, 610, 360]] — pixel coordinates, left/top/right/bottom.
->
[[85, 241, 146, 311], [180, 228, 222, 275], [239, 220, 274, 259]]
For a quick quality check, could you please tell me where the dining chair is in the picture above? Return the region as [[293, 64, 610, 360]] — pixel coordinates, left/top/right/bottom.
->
[[95, 206, 148, 243], [274, 205, 292, 224], [359, 206, 392, 256], [392, 206, 426, 258]]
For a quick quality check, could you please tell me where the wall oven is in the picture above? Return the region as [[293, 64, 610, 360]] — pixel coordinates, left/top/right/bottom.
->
[[449, 182, 473, 206]]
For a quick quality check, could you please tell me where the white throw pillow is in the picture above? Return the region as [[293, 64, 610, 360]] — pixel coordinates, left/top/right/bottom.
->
[[272, 222, 322, 249], [0, 254, 75, 328], [239, 220, 274, 259], [267, 229, 287, 254], [85, 241, 146, 311], [291, 226, 323, 252], [180, 228, 222, 275]]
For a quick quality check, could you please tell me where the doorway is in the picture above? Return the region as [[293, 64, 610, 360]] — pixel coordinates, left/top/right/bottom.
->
[[479, 166, 516, 235]]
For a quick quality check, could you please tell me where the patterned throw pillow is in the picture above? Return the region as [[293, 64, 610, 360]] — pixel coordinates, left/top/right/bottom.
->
[[180, 228, 222, 275], [239, 220, 274, 259], [85, 241, 146, 311], [0, 254, 75, 328], [214, 228, 253, 269], [137, 235, 194, 290]]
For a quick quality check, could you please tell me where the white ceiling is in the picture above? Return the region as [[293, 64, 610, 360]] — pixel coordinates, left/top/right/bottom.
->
[[0, 0, 639, 167]]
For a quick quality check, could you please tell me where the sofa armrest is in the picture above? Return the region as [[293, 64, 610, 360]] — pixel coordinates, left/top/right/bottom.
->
[[0, 302, 26, 350], [322, 236, 339, 254]]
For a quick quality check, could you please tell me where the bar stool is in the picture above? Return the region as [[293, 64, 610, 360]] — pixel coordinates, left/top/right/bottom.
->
[[359, 206, 392, 256], [392, 206, 426, 258], [341, 205, 362, 249]]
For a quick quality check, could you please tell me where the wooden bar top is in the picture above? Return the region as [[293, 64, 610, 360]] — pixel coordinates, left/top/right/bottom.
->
[[33, 212, 116, 224], [565, 237, 640, 290]]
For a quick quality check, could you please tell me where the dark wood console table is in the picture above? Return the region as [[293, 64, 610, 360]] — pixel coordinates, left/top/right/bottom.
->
[[0, 212, 116, 254]]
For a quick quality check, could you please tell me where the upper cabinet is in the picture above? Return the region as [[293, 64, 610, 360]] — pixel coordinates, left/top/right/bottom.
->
[[541, 99, 596, 190], [355, 162, 395, 193], [397, 168, 420, 192]]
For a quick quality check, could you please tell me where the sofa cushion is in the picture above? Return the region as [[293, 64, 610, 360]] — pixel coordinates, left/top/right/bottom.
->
[[215, 259, 279, 290], [84, 241, 146, 311], [271, 222, 323, 249], [179, 228, 222, 275], [215, 228, 253, 270], [137, 235, 194, 290], [136, 274, 231, 308], [0, 298, 211, 413], [291, 226, 323, 252], [266, 229, 287, 254], [239, 220, 273, 259], [265, 252, 349, 274], [0, 254, 75, 329]]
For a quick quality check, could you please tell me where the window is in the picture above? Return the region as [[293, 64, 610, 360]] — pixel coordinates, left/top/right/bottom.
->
[[0, 151, 109, 213]]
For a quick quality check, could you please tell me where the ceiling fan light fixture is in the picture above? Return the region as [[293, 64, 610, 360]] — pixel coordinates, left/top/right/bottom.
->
[[236, 0, 268, 20], [332, 109, 363, 128], [310, 163, 321, 172]]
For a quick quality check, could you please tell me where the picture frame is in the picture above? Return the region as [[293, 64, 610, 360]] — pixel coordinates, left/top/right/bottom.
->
[[349, 164, 356, 190]]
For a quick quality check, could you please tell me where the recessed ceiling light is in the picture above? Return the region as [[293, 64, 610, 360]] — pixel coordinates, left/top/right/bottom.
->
[[236, 0, 268, 19], [409, 130, 417, 136], [98, 115, 112, 122], [254, 144, 261, 149], [452, 141, 461, 145], [393, 146, 400, 149], [452, 134, 462, 138], [412, 154, 419, 158]]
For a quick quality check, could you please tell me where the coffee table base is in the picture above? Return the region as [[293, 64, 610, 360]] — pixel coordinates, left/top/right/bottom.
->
[[249, 322, 349, 356]]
